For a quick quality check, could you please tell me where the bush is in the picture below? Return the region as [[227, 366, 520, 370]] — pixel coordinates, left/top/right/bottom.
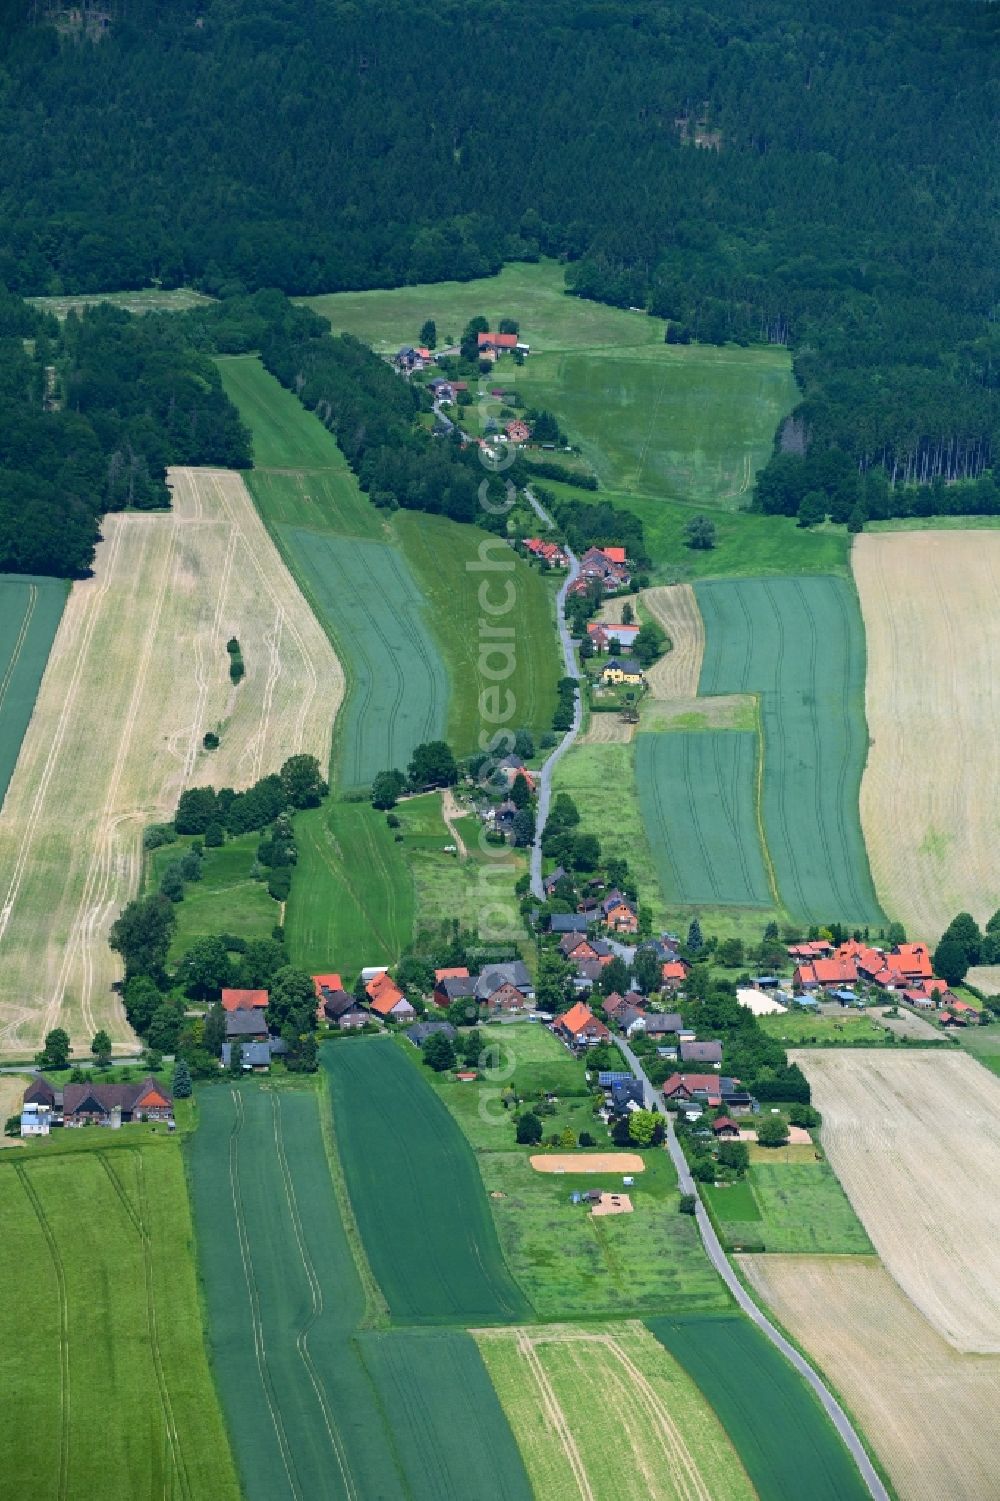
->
[[678, 1193, 697, 1215], [202, 731, 220, 750], [516, 1110, 543, 1145], [143, 823, 177, 850], [578, 1130, 596, 1147], [267, 867, 292, 902]]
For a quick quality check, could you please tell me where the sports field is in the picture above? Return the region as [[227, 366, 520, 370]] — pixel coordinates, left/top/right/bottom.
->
[[742, 1255, 1000, 1501], [854, 531, 1000, 936], [517, 345, 798, 507], [285, 798, 414, 980], [647, 1314, 869, 1501], [635, 730, 773, 908], [0, 575, 66, 808], [0, 469, 337, 1056], [0, 1140, 239, 1499], [707, 1162, 873, 1255], [476, 1322, 756, 1501], [324, 1038, 532, 1323], [793, 1049, 1000, 1351], [696, 575, 882, 927]]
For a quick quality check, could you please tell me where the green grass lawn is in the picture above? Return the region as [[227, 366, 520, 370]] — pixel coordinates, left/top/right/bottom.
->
[[703, 1178, 761, 1222], [0, 575, 67, 806], [516, 344, 798, 508], [748, 1163, 873, 1255], [286, 798, 414, 982], [219, 353, 346, 469], [0, 1138, 240, 1499], [301, 259, 666, 354], [324, 1037, 532, 1323], [147, 834, 280, 962], [697, 575, 883, 928], [756, 1010, 890, 1046], [648, 1313, 870, 1501], [393, 510, 560, 754]]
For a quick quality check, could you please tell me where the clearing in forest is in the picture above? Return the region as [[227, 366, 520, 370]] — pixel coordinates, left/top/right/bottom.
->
[[475, 1322, 756, 1501], [741, 1254, 1000, 1501], [0, 576, 66, 810], [791, 1049, 1000, 1352], [0, 469, 338, 1056], [854, 530, 1000, 936], [0, 1140, 240, 1499]]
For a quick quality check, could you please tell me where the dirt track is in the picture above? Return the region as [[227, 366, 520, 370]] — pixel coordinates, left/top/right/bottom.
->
[[530, 1152, 645, 1173], [742, 1254, 1000, 1501], [854, 531, 1000, 935], [792, 1049, 1000, 1352], [0, 469, 340, 1056]]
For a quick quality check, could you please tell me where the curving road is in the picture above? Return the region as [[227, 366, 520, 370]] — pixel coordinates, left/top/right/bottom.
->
[[526, 487, 582, 900], [616, 1036, 890, 1501]]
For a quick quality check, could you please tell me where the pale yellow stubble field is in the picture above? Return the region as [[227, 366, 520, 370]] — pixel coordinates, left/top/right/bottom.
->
[[0, 469, 341, 1056]]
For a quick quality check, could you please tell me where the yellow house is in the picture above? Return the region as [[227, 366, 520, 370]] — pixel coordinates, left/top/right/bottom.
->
[[601, 658, 644, 686]]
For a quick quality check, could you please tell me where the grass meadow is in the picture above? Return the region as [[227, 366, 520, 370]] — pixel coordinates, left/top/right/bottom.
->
[[146, 833, 280, 962], [635, 729, 773, 909], [648, 1314, 870, 1501], [324, 1038, 532, 1323], [756, 1010, 890, 1046], [706, 1161, 873, 1255], [0, 575, 66, 807], [219, 353, 350, 470], [697, 575, 883, 927], [0, 1138, 239, 1499], [476, 1322, 757, 1501], [29, 287, 214, 319]]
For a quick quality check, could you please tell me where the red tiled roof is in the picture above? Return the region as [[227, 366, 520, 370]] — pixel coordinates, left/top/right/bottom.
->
[[478, 331, 518, 349], [795, 958, 858, 986], [369, 982, 409, 1016], [312, 973, 344, 997], [221, 988, 269, 1012], [556, 1002, 610, 1038], [601, 547, 627, 564], [662, 961, 688, 981], [434, 967, 470, 982], [712, 1116, 739, 1132]]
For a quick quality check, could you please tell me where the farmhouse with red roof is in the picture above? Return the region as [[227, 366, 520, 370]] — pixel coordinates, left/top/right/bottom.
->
[[554, 1002, 610, 1048], [221, 988, 269, 1012]]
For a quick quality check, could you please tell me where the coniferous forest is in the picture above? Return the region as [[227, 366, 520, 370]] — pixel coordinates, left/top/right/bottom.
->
[[0, 0, 997, 572]]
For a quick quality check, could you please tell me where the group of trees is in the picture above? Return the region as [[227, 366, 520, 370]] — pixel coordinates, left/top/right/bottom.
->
[[174, 754, 327, 842], [540, 792, 601, 876], [539, 489, 649, 572], [933, 910, 1000, 988], [371, 740, 458, 809], [0, 294, 250, 578]]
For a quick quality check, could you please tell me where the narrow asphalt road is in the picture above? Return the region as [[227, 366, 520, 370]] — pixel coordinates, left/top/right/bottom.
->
[[617, 1036, 891, 1501], [526, 487, 581, 900]]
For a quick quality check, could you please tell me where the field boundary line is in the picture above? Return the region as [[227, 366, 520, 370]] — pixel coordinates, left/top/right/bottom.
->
[[15, 1161, 70, 1500], [227, 1087, 303, 1499], [317, 1067, 390, 1329], [750, 691, 779, 908], [516, 1328, 594, 1501], [0, 581, 36, 720], [270, 1090, 358, 1501]]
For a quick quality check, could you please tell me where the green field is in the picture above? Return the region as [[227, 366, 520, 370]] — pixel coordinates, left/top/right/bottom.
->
[[0, 576, 66, 807], [190, 1079, 530, 1499], [696, 576, 883, 927], [219, 354, 349, 470], [756, 1010, 889, 1046], [324, 1038, 532, 1323], [147, 834, 280, 962], [355, 1329, 533, 1500], [703, 1177, 762, 1223], [517, 344, 798, 507], [0, 1139, 239, 1500], [648, 1314, 870, 1501], [302, 259, 666, 353], [285, 798, 415, 981], [28, 287, 214, 319], [706, 1162, 872, 1255], [635, 729, 773, 909], [617, 493, 850, 581], [281, 526, 449, 787]]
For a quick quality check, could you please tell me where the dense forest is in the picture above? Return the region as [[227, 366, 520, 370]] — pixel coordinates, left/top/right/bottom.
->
[[0, 297, 249, 575], [0, 0, 997, 557]]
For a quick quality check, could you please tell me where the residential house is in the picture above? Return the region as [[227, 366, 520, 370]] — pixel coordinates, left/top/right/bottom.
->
[[221, 987, 269, 1013], [525, 537, 568, 568], [505, 419, 531, 444], [793, 957, 859, 990], [602, 992, 628, 1019], [610, 1078, 645, 1113], [477, 331, 529, 357], [21, 1075, 59, 1136], [61, 1077, 173, 1128], [484, 980, 529, 1015], [496, 755, 537, 794], [602, 892, 639, 934], [550, 913, 589, 935], [221, 1040, 288, 1071], [576, 546, 632, 592], [787, 940, 834, 961], [643, 1012, 683, 1038], [661, 960, 688, 991], [680, 1039, 723, 1066], [366, 971, 415, 1022], [586, 621, 641, 654], [601, 659, 644, 688], [405, 1021, 457, 1048], [474, 961, 533, 1002], [712, 1116, 741, 1138], [543, 866, 567, 897], [662, 1073, 753, 1113], [226, 1008, 269, 1042], [618, 1003, 647, 1037], [560, 932, 600, 962], [434, 973, 479, 1009], [320, 988, 369, 1029], [554, 1002, 611, 1048]]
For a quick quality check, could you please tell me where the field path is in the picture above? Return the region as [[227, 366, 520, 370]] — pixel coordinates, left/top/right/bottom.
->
[[854, 531, 1000, 935], [441, 787, 468, 857], [0, 470, 339, 1056]]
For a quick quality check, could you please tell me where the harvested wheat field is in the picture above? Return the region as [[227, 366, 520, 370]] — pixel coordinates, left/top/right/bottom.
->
[[475, 1322, 755, 1501], [642, 586, 704, 699], [0, 468, 339, 1057], [741, 1254, 1000, 1501], [0, 1075, 28, 1144], [854, 531, 1000, 936], [579, 711, 634, 745], [530, 1153, 644, 1174], [792, 1049, 1000, 1351]]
